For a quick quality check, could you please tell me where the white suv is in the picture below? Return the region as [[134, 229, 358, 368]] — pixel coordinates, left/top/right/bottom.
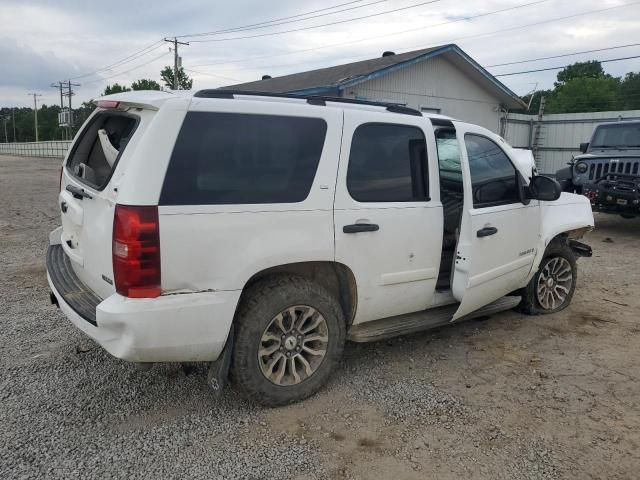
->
[[47, 90, 594, 405]]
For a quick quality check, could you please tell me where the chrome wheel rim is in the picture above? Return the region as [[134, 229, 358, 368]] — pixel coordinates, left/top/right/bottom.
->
[[536, 257, 573, 310], [258, 305, 329, 386]]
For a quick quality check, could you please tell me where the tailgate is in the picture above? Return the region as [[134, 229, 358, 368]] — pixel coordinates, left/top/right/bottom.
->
[[60, 107, 155, 299]]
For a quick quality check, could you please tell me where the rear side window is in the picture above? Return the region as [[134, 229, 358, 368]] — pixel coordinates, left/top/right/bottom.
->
[[160, 112, 327, 205], [66, 112, 138, 190], [346, 123, 428, 202]]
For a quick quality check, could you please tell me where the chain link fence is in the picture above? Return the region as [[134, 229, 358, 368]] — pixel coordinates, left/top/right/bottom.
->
[[0, 141, 71, 158]]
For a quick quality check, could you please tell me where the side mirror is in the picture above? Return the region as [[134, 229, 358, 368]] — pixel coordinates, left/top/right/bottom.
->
[[528, 175, 562, 201], [579, 142, 589, 154]]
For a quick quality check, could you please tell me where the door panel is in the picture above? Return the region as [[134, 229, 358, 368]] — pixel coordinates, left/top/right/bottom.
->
[[452, 125, 540, 320], [334, 111, 442, 325]]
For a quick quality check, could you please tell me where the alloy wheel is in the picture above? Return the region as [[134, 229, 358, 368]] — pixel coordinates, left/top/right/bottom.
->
[[536, 257, 573, 310], [258, 305, 329, 386]]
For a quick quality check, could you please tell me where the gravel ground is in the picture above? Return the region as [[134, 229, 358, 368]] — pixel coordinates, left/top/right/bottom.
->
[[1, 155, 639, 479]]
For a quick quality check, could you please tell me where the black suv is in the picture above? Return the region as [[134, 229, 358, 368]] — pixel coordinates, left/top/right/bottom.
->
[[557, 120, 640, 218]]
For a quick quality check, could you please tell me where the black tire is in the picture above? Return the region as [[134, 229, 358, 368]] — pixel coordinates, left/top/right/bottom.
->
[[518, 239, 577, 315], [230, 275, 346, 406]]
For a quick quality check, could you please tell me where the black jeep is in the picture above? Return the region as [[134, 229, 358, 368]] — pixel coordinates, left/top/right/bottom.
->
[[557, 120, 640, 218]]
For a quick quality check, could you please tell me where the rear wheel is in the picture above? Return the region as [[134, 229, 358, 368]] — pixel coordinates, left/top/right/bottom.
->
[[231, 275, 345, 406], [518, 240, 577, 315]]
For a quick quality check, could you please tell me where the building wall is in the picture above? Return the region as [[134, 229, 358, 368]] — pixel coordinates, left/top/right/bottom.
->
[[503, 110, 640, 174], [342, 55, 503, 132]]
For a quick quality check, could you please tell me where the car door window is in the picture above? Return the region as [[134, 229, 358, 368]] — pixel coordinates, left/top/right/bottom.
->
[[465, 134, 520, 208], [347, 123, 428, 202]]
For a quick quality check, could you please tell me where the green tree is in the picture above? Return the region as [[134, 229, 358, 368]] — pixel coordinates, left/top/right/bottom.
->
[[620, 72, 640, 110], [103, 83, 131, 95], [160, 66, 193, 90], [131, 78, 161, 91], [547, 76, 621, 113], [75, 101, 97, 127], [555, 61, 606, 87]]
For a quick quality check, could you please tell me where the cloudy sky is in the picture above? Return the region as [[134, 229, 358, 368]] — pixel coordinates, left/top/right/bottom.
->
[[1, 0, 639, 108]]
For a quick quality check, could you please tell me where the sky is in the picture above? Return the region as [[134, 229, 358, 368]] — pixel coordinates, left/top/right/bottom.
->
[[1, 0, 640, 108]]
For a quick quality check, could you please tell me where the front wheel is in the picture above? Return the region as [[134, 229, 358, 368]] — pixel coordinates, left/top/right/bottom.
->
[[230, 275, 346, 406], [518, 240, 577, 315]]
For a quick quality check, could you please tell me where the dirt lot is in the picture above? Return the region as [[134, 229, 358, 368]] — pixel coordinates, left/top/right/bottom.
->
[[1, 155, 639, 480]]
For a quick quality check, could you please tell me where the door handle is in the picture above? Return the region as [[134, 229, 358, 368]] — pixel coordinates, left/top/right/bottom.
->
[[477, 227, 498, 238], [60, 201, 68, 213], [343, 223, 379, 234], [66, 184, 93, 200]]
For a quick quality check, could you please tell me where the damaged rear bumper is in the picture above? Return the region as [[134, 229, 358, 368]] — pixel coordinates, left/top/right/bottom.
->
[[47, 238, 241, 363]]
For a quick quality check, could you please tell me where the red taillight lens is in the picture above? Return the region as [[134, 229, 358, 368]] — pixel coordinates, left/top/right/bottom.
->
[[112, 205, 161, 298]]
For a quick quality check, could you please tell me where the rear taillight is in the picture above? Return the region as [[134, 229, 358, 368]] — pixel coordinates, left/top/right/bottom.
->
[[112, 205, 161, 298]]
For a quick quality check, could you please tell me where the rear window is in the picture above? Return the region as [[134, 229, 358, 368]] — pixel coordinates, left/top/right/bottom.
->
[[160, 112, 327, 205], [66, 111, 138, 190]]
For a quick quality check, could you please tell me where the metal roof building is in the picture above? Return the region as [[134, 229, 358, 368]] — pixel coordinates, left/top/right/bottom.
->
[[226, 44, 526, 132]]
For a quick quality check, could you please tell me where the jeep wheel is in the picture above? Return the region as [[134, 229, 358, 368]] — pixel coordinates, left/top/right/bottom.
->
[[231, 275, 345, 406], [518, 240, 577, 315]]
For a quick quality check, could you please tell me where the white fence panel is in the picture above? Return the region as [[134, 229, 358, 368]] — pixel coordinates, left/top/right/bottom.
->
[[503, 110, 640, 174], [0, 141, 72, 158]]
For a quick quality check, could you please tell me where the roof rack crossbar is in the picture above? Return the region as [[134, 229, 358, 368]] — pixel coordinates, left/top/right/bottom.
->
[[193, 89, 423, 116]]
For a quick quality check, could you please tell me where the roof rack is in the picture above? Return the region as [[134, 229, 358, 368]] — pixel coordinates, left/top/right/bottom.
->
[[193, 89, 422, 117]]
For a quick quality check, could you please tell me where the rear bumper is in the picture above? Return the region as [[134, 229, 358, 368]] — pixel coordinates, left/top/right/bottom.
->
[[47, 241, 241, 362]]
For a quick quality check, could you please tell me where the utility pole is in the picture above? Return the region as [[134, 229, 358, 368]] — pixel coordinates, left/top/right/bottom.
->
[[3, 117, 7, 143], [164, 37, 189, 90], [66, 80, 80, 130], [56, 80, 80, 137], [50, 81, 67, 140], [12, 108, 16, 142], [27, 93, 42, 142]]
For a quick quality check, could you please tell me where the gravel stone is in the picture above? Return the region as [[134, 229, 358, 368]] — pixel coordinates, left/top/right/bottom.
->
[[2, 156, 639, 480]]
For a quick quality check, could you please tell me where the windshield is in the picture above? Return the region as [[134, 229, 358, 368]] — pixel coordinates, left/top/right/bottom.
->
[[591, 123, 640, 149]]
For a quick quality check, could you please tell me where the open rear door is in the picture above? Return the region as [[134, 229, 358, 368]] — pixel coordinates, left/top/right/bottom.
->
[[451, 123, 540, 320]]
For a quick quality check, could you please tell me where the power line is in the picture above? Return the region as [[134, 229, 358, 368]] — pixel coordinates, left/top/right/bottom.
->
[[188, 0, 442, 43], [68, 40, 165, 80], [183, 68, 243, 83], [495, 54, 640, 77], [487, 43, 640, 68], [253, 1, 640, 76], [189, 0, 548, 68], [178, 0, 387, 38], [59, 2, 381, 85], [82, 51, 172, 86], [401, 1, 640, 51]]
